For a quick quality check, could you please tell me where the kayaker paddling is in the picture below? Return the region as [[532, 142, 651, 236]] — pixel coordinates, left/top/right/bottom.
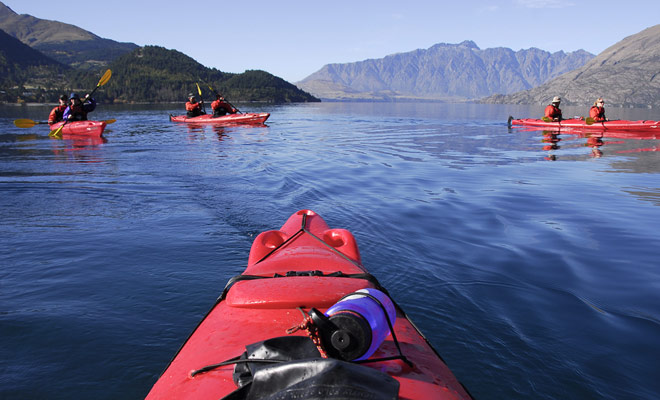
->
[[185, 93, 205, 117], [589, 98, 608, 122], [47, 95, 68, 126], [211, 94, 238, 117], [63, 92, 96, 121], [544, 96, 563, 122]]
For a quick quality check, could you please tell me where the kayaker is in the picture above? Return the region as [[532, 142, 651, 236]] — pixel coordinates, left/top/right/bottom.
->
[[48, 94, 68, 125], [544, 96, 563, 121], [186, 93, 205, 117], [211, 94, 237, 117], [589, 98, 607, 122], [63, 92, 96, 121]]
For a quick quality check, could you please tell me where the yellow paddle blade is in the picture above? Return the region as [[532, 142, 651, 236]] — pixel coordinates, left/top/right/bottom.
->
[[98, 69, 112, 87], [585, 117, 595, 125], [103, 119, 117, 124], [542, 116, 552, 122], [196, 82, 202, 96], [14, 119, 37, 128], [49, 125, 64, 138]]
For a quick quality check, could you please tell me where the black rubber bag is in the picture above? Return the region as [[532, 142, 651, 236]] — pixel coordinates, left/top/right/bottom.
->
[[224, 336, 399, 400]]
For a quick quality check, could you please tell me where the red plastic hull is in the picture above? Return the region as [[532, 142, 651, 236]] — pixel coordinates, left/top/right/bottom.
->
[[146, 210, 472, 400], [510, 118, 660, 133], [49, 120, 107, 137], [170, 113, 270, 125]]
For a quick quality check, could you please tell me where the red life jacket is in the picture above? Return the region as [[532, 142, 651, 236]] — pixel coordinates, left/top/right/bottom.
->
[[186, 101, 201, 112], [211, 99, 236, 114], [48, 104, 67, 124], [589, 106, 606, 122], [544, 104, 562, 120]]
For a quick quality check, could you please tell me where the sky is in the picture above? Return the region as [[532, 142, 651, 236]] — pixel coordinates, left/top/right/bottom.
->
[[3, 0, 660, 83]]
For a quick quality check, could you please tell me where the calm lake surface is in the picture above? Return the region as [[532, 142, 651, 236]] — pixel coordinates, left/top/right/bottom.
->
[[1, 102, 659, 399]]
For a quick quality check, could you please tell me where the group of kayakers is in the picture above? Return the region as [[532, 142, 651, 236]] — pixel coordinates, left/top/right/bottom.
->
[[544, 96, 608, 122], [186, 93, 237, 118], [47, 93, 97, 125], [47, 90, 236, 125]]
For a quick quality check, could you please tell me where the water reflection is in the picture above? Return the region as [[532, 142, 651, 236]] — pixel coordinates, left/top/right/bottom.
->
[[516, 126, 660, 160]]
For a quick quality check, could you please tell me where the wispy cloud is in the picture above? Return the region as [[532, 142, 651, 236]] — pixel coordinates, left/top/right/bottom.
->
[[515, 0, 575, 8]]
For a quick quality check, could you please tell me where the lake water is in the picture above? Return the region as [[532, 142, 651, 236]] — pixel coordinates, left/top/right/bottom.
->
[[1, 102, 659, 399]]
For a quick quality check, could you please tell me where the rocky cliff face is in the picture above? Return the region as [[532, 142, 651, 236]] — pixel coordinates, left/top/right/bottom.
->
[[297, 40, 593, 101], [481, 24, 660, 108]]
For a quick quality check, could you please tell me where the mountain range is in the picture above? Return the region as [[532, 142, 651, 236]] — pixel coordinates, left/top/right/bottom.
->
[[0, 1, 318, 103], [480, 24, 660, 108], [296, 41, 594, 102]]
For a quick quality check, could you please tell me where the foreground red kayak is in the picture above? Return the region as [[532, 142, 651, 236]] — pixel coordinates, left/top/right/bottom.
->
[[170, 112, 270, 125], [49, 120, 107, 137], [147, 210, 473, 400], [508, 116, 660, 132]]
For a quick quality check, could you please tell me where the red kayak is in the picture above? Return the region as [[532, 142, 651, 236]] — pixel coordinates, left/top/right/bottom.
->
[[49, 120, 107, 137], [146, 210, 473, 400], [170, 112, 270, 125], [508, 116, 660, 133]]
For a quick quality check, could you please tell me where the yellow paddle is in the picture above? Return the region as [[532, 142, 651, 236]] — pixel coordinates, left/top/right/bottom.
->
[[14, 119, 50, 128], [49, 69, 112, 138], [585, 117, 595, 125], [195, 82, 207, 114]]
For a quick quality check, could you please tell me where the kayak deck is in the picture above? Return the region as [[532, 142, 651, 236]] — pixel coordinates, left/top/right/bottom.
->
[[49, 120, 107, 137], [146, 210, 472, 400], [170, 112, 270, 125]]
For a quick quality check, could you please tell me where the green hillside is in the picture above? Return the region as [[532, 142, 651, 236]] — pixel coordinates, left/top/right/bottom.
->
[[0, 28, 71, 102], [99, 46, 319, 103]]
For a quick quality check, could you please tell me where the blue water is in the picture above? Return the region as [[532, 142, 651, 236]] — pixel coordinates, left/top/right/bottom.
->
[[1, 102, 659, 399]]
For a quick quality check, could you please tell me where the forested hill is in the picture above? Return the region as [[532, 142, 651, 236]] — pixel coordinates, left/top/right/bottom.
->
[[101, 46, 319, 103], [0, 28, 71, 101]]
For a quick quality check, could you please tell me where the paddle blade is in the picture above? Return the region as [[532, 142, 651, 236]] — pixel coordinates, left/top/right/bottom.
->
[[103, 119, 117, 125], [542, 116, 552, 122], [49, 125, 64, 138], [196, 82, 203, 96], [585, 117, 595, 125], [98, 69, 112, 87], [14, 119, 37, 128]]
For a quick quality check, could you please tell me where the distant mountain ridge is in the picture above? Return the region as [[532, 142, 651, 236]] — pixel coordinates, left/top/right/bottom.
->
[[297, 41, 594, 101], [481, 24, 660, 108], [0, 1, 138, 69]]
